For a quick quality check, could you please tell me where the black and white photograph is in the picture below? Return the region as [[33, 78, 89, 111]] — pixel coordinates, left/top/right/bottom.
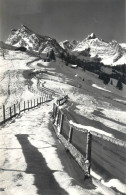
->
[[0, 0, 126, 194]]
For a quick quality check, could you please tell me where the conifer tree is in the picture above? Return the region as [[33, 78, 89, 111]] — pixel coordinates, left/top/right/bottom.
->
[[116, 78, 123, 90], [49, 49, 56, 61], [111, 80, 113, 85]]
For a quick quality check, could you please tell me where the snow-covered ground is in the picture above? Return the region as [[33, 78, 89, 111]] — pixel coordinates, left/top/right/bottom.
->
[[0, 101, 108, 195], [69, 120, 113, 137], [70, 92, 126, 135], [92, 84, 111, 92], [1, 50, 125, 140], [0, 49, 126, 194], [0, 51, 48, 121]]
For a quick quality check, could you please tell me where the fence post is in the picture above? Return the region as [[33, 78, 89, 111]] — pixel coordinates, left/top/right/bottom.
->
[[10, 107, 12, 118], [85, 132, 92, 175], [31, 100, 32, 108], [24, 101, 25, 111], [34, 99, 35, 107], [14, 104, 16, 115], [56, 108, 60, 126], [40, 97, 41, 104], [28, 100, 29, 111], [37, 98, 38, 106], [59, 111, 64, 134], [52, 103, 55, 118], [68, 126, 73, 143], [3, 105, 5, 122], [19, 103, 20, 114], [54, 104, 57, 120]]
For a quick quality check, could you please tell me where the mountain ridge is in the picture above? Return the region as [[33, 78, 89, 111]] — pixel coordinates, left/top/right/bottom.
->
[[6, 25, 67, 57], [5, 25, 126, 65], [60, 33, 126, 65]]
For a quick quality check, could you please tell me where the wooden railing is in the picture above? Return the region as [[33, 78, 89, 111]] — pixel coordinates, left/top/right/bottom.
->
[[0, 93, 52, 125], [52, 103, 126, 182], [52, 103, 91, 178]]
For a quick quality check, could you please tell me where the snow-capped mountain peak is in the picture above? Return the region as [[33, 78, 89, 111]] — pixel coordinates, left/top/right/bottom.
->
[[6, 25, 66, 56], [86, 33, 96, 40], [72, 33, 126, 65]]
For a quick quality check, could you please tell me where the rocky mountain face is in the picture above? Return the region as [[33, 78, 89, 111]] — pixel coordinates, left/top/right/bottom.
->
[[60, 33, 126, 65], [6, 25, 66, 57], [59, 40, 79, 52], [5, 26, 126, 65]]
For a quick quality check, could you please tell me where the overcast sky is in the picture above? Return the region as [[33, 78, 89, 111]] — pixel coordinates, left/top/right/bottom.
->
[[0, 0, 125, 43]]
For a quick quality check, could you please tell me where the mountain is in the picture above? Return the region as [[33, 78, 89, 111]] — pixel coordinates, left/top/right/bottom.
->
[[6, 25, 66, 57], [5, 26, 126, 65], [59, 40, 79, 52], [59, 33, 126, 66], [119, 43, 126, 50], [72, 33, 126, 65]]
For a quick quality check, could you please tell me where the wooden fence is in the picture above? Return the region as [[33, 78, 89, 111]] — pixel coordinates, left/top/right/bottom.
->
[[52, 103, 91, 178], [0, 93, 52, 125], [56, 95, 68, 106], [52, 103, 126, 182]]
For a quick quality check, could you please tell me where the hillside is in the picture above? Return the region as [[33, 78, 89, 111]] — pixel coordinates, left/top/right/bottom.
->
[[0, 47, 126, 194], [0, 49, 126, 137]]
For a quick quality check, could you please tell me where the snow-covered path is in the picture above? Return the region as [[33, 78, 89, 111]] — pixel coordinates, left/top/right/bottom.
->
[[0, 101, 106, 195]]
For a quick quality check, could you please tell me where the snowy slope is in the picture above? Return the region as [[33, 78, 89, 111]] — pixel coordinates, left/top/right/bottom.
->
[[0, 48, 126, 194], [6, 25, 66, 57]]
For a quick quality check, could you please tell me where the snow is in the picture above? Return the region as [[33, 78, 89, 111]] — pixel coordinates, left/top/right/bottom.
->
[[92, 84, 111, 92], [119, 43, 126, 49], [113, 52, 126, 65], [71, 64, 78, 68], [101, 109, 126, 125], [0, 101, 106, 195], [0, 49, 126, 194], [91, 170, 126, 194], [68, 91, 126, 135], [101, 179, 126, 194], [114, 98, 126, 104], [73, 36, 125, 66], [91, 170, 102, 181], [59, 42, 65, 49], [75, 103, 126, 134], [69, 120, 114, 137]]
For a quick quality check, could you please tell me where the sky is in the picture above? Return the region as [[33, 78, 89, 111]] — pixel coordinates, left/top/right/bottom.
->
[[0, 0, 126, 43]]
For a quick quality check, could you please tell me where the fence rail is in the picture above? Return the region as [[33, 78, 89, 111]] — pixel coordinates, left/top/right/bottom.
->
[[52, 103, 91, 178], [52, 103, 126, 182], [0, 93, 52, 125]]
